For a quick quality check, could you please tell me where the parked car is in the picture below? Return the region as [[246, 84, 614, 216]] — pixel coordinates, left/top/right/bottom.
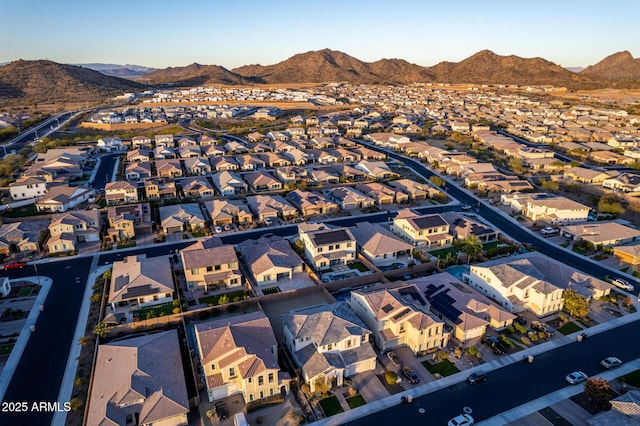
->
[[531, 321, 555, 337], [448, 413, 474, 426], [515, 315, 527, 325], [481, 336, 507, 355], [600, 357, 622, 369], [565, 371, 588, 385], [387, 350, 401, 367], [611, 278, 634, 292], [2, 261, 26, 270], [214, 401, 229, 420], [224, 224, 232, 231], [214, 226, 223, 234], [540, 227, 558, 235], [466, 371, 488, 385], [402, 366, 420, 384]]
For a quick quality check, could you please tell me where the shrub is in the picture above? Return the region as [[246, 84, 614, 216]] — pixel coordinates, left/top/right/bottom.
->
[[520, 336, 531, 346], [514, 323, 527, 334], [467, 346, 478, 357], [256, 416, 264, 424], [437, 351, 449, 361], [499, 334, 514, 347], [504, 325, 515, 334], [385, 371, 398, 385], [348, 387, 357, 397]]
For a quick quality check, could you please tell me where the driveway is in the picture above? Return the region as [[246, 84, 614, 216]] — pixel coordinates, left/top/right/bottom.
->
[[350, 370, 390, 402], [394, 346, 433, 387]]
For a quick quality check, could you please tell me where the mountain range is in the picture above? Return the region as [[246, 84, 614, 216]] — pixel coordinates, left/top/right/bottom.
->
[[1, 49, 640, 107]]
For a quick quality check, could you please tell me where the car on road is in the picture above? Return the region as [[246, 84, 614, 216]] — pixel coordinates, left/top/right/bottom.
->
[[214, 226, 223, 234], [461, 205, 472, 211], [565, 371, 588, 385], [466, 371, 488, 384], [401, 366, 420, 384], [531, 321, 555, 337], [611, 278, 634, 292], [481, 336, 508, 355], [540, 227, 558, 235], [600, 356, 622, 369], [2, 261, 27, 270], [387, 350, 401, 367], [224, 224, 232, 231], [448, 413, 474, 426], [214, 401, 229, 420]]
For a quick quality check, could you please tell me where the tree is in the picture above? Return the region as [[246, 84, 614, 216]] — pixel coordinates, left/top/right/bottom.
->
[[563, 289, 589, 317], [93, 322, 109, 338], [584, 377, 613, 406], [89, 293, 101, 303], [429, 176, 445, 187], [103, 269, 112, 281], [598, 195, 625, 215], [459, 235, 483, 264], [217, 294, 230, 305], [539, 179, 559, 191], [78, 335, 90, 346], [508, 157, 525, 174], [69, 397, 83, 412]]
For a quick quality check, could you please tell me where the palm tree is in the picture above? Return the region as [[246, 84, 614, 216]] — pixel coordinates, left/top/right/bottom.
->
[[459, 235, 483, 264], [93, 322, 109, 338]]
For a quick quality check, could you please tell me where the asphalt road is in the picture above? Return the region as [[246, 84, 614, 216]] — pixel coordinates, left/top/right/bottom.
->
[[1, 112, 76, 155], [347, 317, 640, 426], [0, 256, 93, 425], [90, 153, 121, 190]]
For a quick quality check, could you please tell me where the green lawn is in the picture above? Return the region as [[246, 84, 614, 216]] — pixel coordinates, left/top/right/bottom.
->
[[429, 246, 459, 259], [2, 204, 46, 218], [620, 370, 640, 387], [199, 290, 246, 306], [262, 287, 281, 295], [0, 343, 14, 355], [346, 395, 366, 409], [348, 262, 369, 272], [18, 287, 33, 297], [557, 321, 582, 335], [191, 231, 206, 238], [572, 246, 588, 255], [319, 396, 344, 416], [482, 241, 500, 250], [132, 302, 175, 319], [117, 242, 136, 249], [421, 359, 460, 377]]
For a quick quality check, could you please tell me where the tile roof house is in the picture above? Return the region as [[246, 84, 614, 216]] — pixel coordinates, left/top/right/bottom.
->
[[282, 302, 377, 393], [183, 157, 212, 175], [105, 180, 139, 204], [389, 179, 441, 200], [159, 203, 206, 234], [246, 195, 298, 221], [9, 176, 48, 201], [155, 159, 183, 178], [350, 285, 448, 355], [587, 389, 640, 426], [144, 177, 177, 199], [35, 185, 94, 212], [125, 161, 152, 181], [238, 236, 304, 285], [86, 330, 189, 426], [126, 148, 151, 163], [468, 252, 612, 316], [179, 177, 215, 198], [441, 212, 500, 243], [603, 172, 640, 193], [524, 196, 590, 225], [560, 221, 640, 247], [235, 154, 266, 171], [209, 155, 239, 172], [107, 203, 153, 242], [613, 241, 640, 265], [298, 223, 356, 271], [354, 160, 397, 180], [46, 210, 101, 254], [180, 239, 241, 291], [244, 170, 283, 192], [286, 190, 339, 216], [203, 199, 254, 226], [563, 167, 613, 184], [412, 273, 516, 343], [108, 254, 175, 312], [195, 311, 291, 403], [323, 186, 375, 211], [0, 220, 48, 255], [349, 222, 414, 267], [355, 182, 409, 205], [211, 171, 247, 196], [391, 209, 453, 248]]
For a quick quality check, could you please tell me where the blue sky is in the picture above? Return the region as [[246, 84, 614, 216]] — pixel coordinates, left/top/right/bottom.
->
[[1, 0, 638, 69]]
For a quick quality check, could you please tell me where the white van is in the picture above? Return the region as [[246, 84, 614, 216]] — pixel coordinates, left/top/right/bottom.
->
[[234, 412, 249, 426]]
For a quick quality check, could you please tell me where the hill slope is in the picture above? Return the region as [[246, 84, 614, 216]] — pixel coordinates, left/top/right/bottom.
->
[[0, 60, 145, 105], [581, 51, 640, 81], [141, 63, 255, 86]]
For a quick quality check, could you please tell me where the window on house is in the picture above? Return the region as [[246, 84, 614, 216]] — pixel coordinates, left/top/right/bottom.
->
[[248, 377, 252, 383], [206, 266, 213, 272], [229, 367, 236, 377], [258, 376, 264, 386], [215, 265, 221, 271], [268, 373, 274, 383], [192, 268, 199, 275], [260, 391, 264, 399]]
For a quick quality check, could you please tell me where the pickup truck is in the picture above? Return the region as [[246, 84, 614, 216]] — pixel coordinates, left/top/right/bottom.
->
[[531, 321, 555, 337], [482, 336, 508, 355]]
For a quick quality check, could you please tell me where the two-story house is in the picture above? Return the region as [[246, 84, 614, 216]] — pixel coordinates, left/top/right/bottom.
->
[[46, 210, 101, 254], [9, 176, 48, 201], [298, 223, 357, 271], [105, 180, 139, 205], [180, 239, 242, 291], [390, 209, 453, 248]]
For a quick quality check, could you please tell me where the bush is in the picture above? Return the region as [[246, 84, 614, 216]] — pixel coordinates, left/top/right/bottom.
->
[[348, 387, 357, 397], [520, 336, 531, 346], [256, 416, 263, 424], [385, 371, 398, 385], [504, 325, 515, 334], [468, 346, 478, 357], [514, 323, 527, 334]]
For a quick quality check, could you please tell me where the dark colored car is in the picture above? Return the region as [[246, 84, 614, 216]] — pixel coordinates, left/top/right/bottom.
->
[[482, 336, 507, 355], [214, 401, 229, 420], [466, 372, 488, 384], [387, 350, 401, 368], [402, 367, 420, 384], [2, 261, 27, 270], [531, 321, 555, 337], [515, 315, 527, 325]]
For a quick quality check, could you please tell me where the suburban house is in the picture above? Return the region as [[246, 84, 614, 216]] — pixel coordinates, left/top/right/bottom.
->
[[560, 221, 640, 247], [390, 209, 453, 248], [9, 176, 48, 201], [244, 170, 283, 192], [0, 221, 46, 254], [179, 177, 215, 198], [153, 146, 176, 160], [238, 236, 304, 285], [612, 242, 640, 265], [106, 203, 153, 243], [126, 148, 151, 163], [286, 190, 340, 216], [97, 137, 125, 152], [155, 159, 183, 178], [298, 223, 357, 271], [125, 161, 152, 181], [349, 222, 414, 267], [587, 389, 640, 426], [468, 252, 612, 316], [282, 302, 377, 393], [46, 210, 101, 254], [179, 145, 201, 158], [108, 254, 175, 312], [412, 274, 516, 343], [355, 182, 409, 205], [441, 212, 500, 243], [210, 156, 239, 172], [563, 167, 613, 184], [354, 160, 397, 180], [159, 203, 206, 234], [154, 134, 174, 147], [203, 199, 254, 226], [602, 172, 640, 193], [35, 185, 94, 212], [235, 154, 266, 171], [180, 239, 241, 291], [246, 195, 298, 222], [144, 177, 177, 199], [131, 135, 152, 148], [211, 171, 247, 196], [389, 179, 441, 200], [195, 311, 290, 403], [183, 157, 212, 175], [323, 186, 375, 210], [524, 196, 590, 224], [105, 180, 139, 204], [86, 330, 189, 426], [350, 284, 449, 354]]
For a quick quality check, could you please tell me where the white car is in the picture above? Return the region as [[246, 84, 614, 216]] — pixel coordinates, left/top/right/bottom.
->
[[601, 357, 622, 369], [565, 371, 588, 385], [214, 226, 222, 234], [612, 278, 634, 292], [540, 227, 558, 235], [223, 224, 231, 231], [448, 414, 474, 426], [461, 205, 472, 211]]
